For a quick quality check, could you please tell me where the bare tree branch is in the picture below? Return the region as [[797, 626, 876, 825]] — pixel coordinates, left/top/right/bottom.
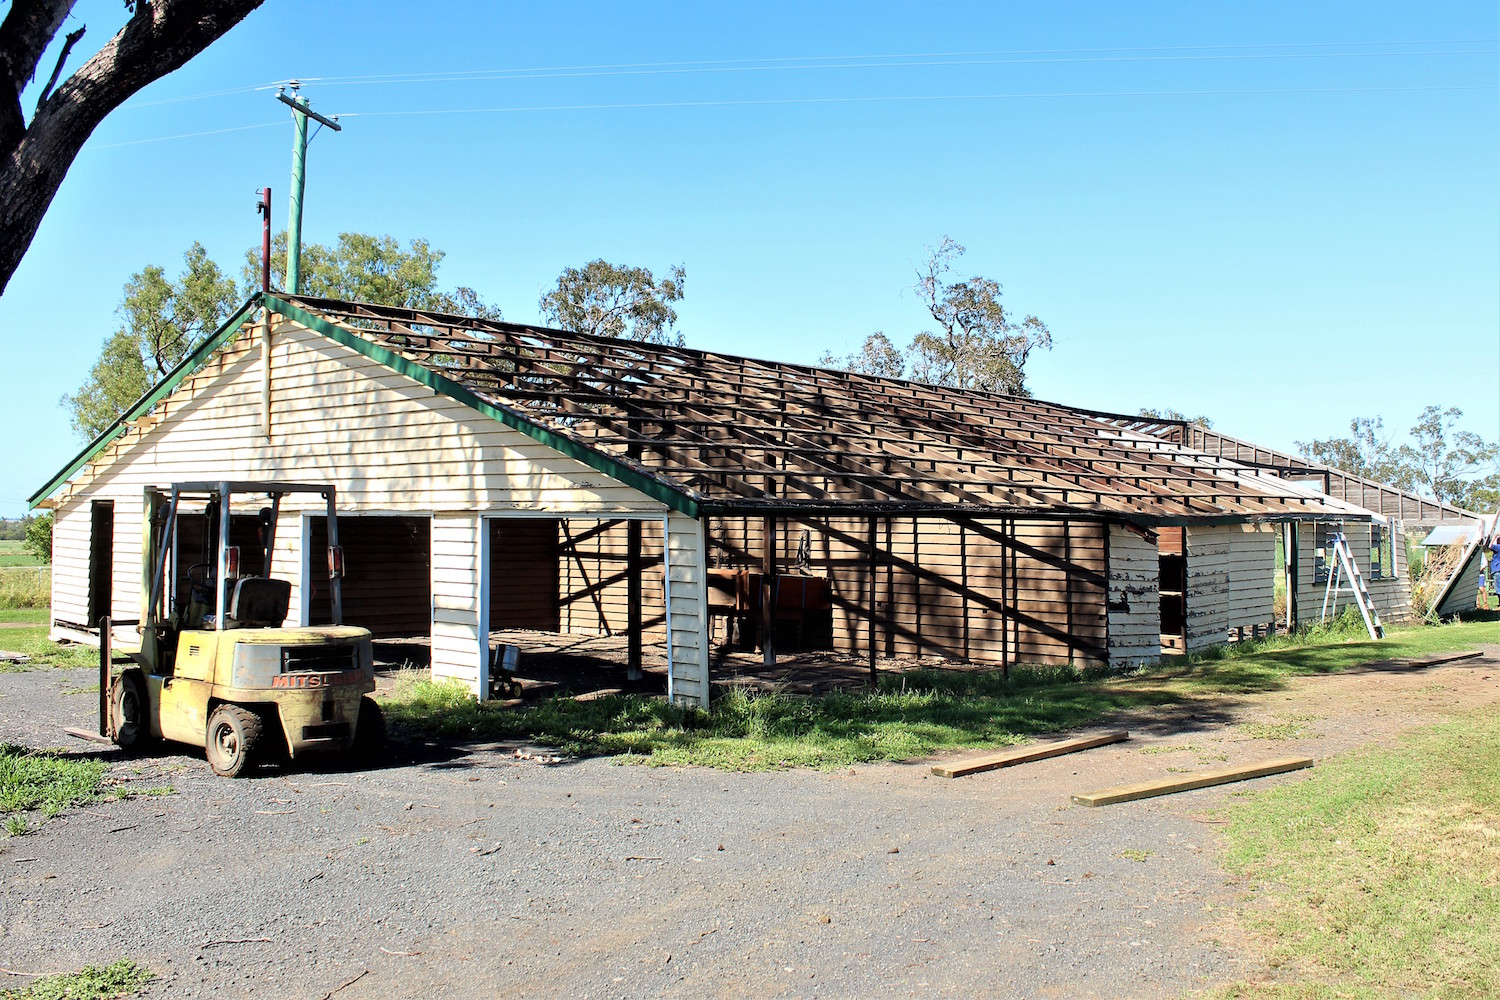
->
[[33, 24, 84, 112], [0, 0, 264, 297], [0, 0, 76, 152]]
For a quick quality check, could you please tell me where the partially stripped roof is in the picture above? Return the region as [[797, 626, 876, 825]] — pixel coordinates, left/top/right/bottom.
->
[[248, 295, 1359, 525], [1084, 411, 1477, 524]]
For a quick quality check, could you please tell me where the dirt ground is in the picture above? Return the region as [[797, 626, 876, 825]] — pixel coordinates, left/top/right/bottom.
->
[[1, 644, 1497, 999]]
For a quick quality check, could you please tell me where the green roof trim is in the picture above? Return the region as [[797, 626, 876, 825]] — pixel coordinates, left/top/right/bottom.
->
[[29, 295, 264, 509], [261, 295, 698, 517]]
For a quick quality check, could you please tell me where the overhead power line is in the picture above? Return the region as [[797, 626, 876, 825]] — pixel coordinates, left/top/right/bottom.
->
[[101, 83, 1495, 149], [118, 38, 1498, 110]]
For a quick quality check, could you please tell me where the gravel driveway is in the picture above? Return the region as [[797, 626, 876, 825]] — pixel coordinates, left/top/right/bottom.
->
[[3, 649, 1497, 999]]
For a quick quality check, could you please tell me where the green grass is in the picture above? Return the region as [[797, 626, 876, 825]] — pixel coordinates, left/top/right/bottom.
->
[[0, 745, 108, 828], [1211, 705, 1500, 999], [0, 540, 43, 568], [0, 608, 47, 624], [1145, 612, 1500, 698], [380, 618, 1500, 771], [0, 960, 153, 1000], [0, 626, 110, 673]]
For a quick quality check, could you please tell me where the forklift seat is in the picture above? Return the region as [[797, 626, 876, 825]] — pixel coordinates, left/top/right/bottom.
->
[[226, 578, 291, 628]]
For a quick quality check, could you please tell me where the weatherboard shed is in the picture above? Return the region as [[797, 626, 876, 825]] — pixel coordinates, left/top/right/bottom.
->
[[33, 294, 1373, 704]]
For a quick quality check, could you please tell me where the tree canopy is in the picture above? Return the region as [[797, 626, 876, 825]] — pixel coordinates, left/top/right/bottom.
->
[[64, 233, 504, 439], [820, 239, 1051, 396], [1297, 407, 1499, 511], [244, 231, 502, 319], [1, 0, 263, 297], [62, 238, 690, 440], [539, 260, 685, 345], [1138, 408, 1214, 429]]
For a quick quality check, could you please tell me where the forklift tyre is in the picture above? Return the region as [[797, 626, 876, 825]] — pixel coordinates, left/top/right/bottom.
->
[[205, 704, 263, 778], [351, 697, 385, 765], [109, 670, 150, 750]]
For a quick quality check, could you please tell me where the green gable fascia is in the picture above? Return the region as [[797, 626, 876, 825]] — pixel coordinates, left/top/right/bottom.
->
[[28, 295, 263, 509], [261, 295, 700, 518]]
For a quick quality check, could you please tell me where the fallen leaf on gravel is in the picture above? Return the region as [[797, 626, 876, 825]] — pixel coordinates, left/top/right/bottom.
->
[[379, 947, 421, 957], [887, 847, 899, 854]]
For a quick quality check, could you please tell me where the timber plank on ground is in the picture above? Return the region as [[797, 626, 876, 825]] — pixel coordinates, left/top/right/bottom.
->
[[1071, 756, 1313, 807], [1365, 649, 1485, 671], [932, 730, 1129, 778]]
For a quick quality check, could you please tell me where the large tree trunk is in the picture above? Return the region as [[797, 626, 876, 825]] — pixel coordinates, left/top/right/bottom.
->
[[0, 0, 264, 298]]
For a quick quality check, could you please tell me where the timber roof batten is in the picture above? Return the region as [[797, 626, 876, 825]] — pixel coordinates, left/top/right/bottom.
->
[[263, 295, 1352, 524], [29, 293, 1379, 524]]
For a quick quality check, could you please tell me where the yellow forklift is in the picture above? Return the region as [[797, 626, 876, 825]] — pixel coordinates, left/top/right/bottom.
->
[[101, 481, 382, 777]]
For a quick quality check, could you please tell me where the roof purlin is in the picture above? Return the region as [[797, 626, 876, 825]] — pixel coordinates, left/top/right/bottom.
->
[[31, 293, 1366, 527], [262, 295, 701, 517]]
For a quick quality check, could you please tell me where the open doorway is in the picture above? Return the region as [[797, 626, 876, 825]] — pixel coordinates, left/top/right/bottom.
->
[[87, 500, 114, 626], [307, 515, 430, 638], [484, 516, 668, 699], [1158, 526, 1186, 654]]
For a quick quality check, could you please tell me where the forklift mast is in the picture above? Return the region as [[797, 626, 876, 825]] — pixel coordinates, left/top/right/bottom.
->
[[144, 482, 345, 646]]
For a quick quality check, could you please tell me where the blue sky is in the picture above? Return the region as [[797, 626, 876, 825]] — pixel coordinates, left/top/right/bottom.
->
[[2, 1, 1497, 517]]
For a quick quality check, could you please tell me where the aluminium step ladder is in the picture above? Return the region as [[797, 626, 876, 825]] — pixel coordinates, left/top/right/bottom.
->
[[1320, 531, 1384, 640]]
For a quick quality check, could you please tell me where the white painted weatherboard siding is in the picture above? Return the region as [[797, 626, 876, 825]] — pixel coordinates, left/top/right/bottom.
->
[[1184, 524, 1276, 652], [1293, 522, 1411, 627], [664, 512, 711, 706], [47, 316, 670, 651], [431, 514, 487, 695], [1106, 524, 1159, 669]]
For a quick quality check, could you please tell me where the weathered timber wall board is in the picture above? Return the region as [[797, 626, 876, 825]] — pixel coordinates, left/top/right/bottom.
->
[[1184, 524, 1276, 652], [708, 515, 1107, 667], [1107, 524, 1160, 668], [557, 518, 666, 641]]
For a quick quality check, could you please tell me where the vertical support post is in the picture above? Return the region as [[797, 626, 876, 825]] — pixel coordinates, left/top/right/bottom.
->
[[912, 517, 921, 657], [1000, 519, 1012, 678], [1014, 521, 1026, 677], [1064, 519, 1075, 663], [98, 616, 111, 738], [883, 517, 893, 657], [761, 515, 776, 666], [286, 97, 310, 294], [1283, 522, 1299, 631], [960, 518, 970, 662], [477, 517, 491, 700], [866, 516, 877, 686], [298, 514, 312, 627], [627, 517, 643, 680]]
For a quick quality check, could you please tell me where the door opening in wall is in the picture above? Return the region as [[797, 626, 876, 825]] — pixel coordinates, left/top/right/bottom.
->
[[1157, 526, 1186, 655], [87, 500, 115, 626]]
